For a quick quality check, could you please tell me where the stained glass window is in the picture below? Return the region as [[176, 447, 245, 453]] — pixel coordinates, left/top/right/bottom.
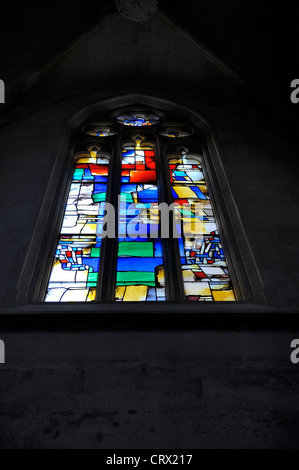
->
[[125, 117, 152, 126], [45, 151, 110, 302], [115, 140, 166, 302], [114, 111, 161, 127], [85, 123, 118, 137], [159, 125, 191, 138], [169, 150, 236, 302], [44, 113, 237, 303]]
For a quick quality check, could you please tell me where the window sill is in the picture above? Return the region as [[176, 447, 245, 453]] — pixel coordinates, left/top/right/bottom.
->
[[0, 302, 298, 330]]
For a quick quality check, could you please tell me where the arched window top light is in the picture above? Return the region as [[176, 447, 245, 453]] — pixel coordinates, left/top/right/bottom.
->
[[159, 123, 192, 138], [84, 122, 118, 138], [113, 110, 163, 127]]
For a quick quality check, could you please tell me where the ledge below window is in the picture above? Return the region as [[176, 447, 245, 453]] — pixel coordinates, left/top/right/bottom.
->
[[0, 303, 298, 330]]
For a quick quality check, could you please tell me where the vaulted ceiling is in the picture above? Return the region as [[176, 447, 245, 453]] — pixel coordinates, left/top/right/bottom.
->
[[0, 0, 298, 132]]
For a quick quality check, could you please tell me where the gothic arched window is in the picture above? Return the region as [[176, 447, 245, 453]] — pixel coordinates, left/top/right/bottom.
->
[[45, 146, 111, 302], [43, 109, 236, 303]]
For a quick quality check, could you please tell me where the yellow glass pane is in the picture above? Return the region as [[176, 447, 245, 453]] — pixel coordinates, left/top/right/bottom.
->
[[184, 282, 211, 296], [123, 285, 148, 301], [198, 185, 208, 195], [157, 266, 165, 286], [182, 270, 196, 281], [149, 209, 160, 221], [76, 157, 97, 164], [173, 186, 198, 198], [182, 221, 204, 236], [212, 290, 236, 301], [87, 288, 97, 301], [115, 286, 126, 300], [81, 223, 97, 234]]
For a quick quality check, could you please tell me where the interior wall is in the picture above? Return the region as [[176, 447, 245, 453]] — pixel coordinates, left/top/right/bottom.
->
[[0, 89, 298, 448], [0, 329, 298, 449], [0, 90, 298, 309]]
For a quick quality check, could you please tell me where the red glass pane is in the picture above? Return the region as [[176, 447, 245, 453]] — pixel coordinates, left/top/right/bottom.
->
[[146, 158, 156, 169], [130, 170, 157, 184], [89, 164, 109, 175]]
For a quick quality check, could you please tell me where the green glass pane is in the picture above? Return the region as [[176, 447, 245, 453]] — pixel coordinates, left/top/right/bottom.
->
[[181, 209, 194, 216], [117, 271, 155, 286], [87, 273, 98, 282], [91, 247, 101, 257], [73, 169, 84, 179], [87, 268, 98, 287], [87, 282, 97, 288], [92, 193, 107, 203], [118, 242, 154, 258], [120, 193, 134, 203]]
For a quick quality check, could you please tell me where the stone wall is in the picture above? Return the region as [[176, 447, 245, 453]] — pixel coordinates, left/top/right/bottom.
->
[[0, 67, 298, 448], [0, 330, 298, 449]]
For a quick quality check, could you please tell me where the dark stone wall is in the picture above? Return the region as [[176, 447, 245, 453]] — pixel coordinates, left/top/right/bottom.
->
[[0, 330, 298, 449]]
